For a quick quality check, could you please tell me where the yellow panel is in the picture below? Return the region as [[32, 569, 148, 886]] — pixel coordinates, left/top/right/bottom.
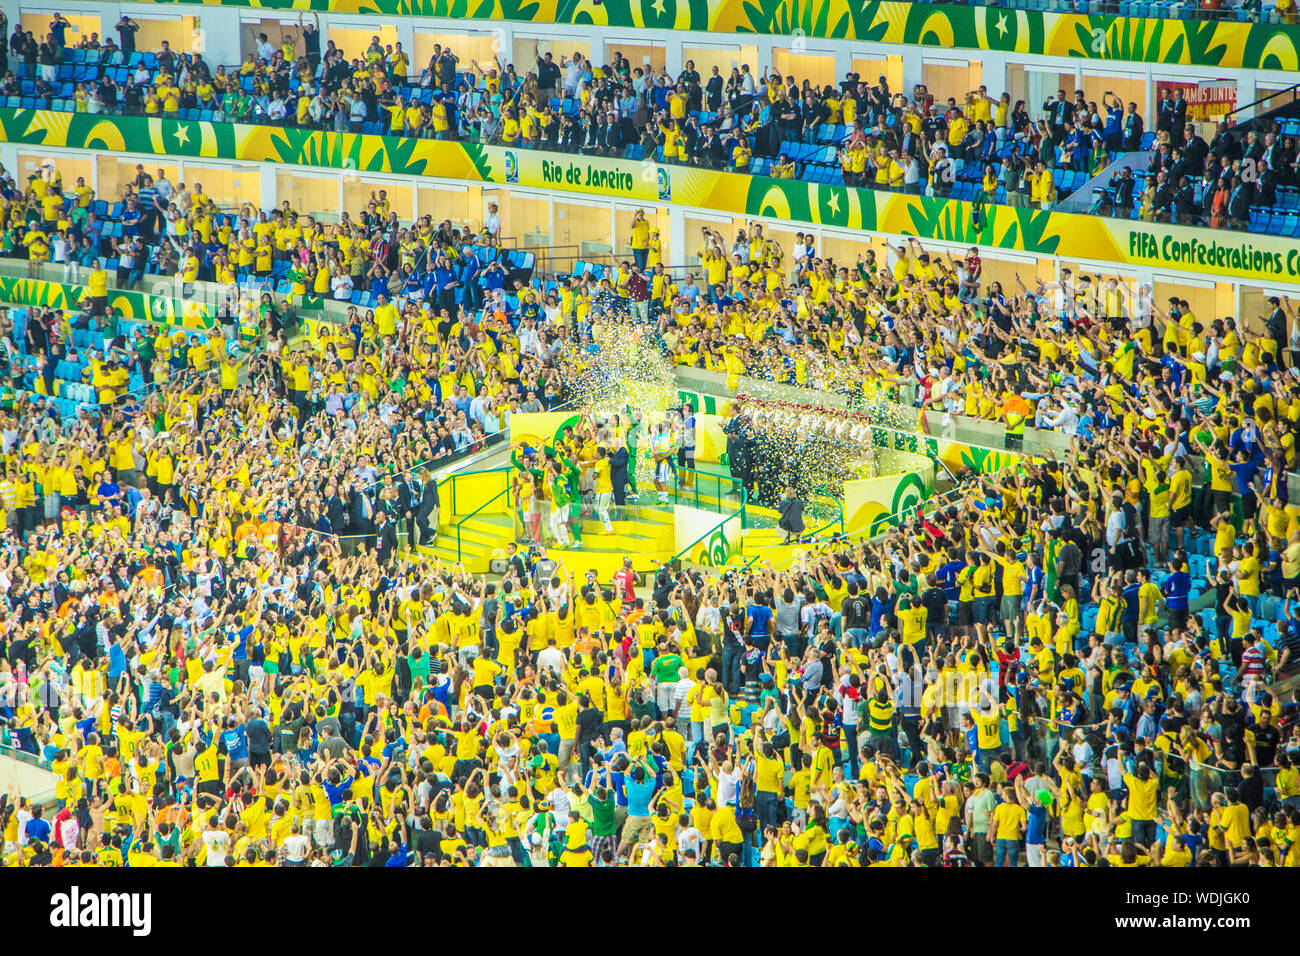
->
[[327, 26, 400, 63], [546, 547, 666, 578], [773, 49, 835, 89], [1080, 74, 1148, 116], [19, 153, 92, 188], [135, 17, 201, 58], [343, 179, 413, 222], [513, 39, 591, 75], [605, 43, 666, 74], [1238, 287, 1275, 337], [850, 58, 886, 87], [922, 61, 979, 105], [683, 46, 759, 79], [1155, 280, 1216, 324], [183, 163, 259, 210], [419, 186, 480, 235], [413, 32, 503, 75], [555, 201, 611, 258], [276, 171, 337, 221], [491, 191, 550, 246], [21, 14, 102, 46], [885, 56, 904, 96], [445, 470, 510, 517], [96, 160, 178, 202], [240, 17, 315, 63]]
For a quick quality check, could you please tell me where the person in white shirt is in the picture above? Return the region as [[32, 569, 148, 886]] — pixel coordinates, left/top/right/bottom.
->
[[53, 233, 74, 283], [672, 669, 695, 736], [902, 153, 921, 193], [483, 202, 501, 238], [517, 320, 542, 358], [677, 823, 703, 862], [694, 598, 721, 639], [13, 802, 32, 847], [714, 759, 741, 806], [563, 53, 584, 97], [1041, 400, 1080, 435], [1070, 730, 1095, 781], [791, 234, 811, 269], [154, 172, 174, 202], [545, 786, 571, 823], [740, 65, 756, 96], [537, 637, 566, 678], [201, 816, 231, 866], [332, 272, 354, 301]]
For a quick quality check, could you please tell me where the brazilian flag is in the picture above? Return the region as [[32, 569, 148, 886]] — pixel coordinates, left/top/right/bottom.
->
[[976, 7, 1043, 55], [1043, 534, 1061, 604], [745, 176, 811, 223], [816, 182, 851, 228]]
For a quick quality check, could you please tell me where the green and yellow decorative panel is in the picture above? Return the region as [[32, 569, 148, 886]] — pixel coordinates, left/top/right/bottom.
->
[[843, 468, 929, 537], [0, 273, 212, 327], [674, 503, 740, 566], [138, 0, 1300, 70], [10, 109, 1300, 286], [936, 440, 1018, 479]]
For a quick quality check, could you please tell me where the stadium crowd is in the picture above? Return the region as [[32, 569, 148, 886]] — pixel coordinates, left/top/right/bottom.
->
[[1, 99, 1300, 868], [6, 13, 1300, 233]]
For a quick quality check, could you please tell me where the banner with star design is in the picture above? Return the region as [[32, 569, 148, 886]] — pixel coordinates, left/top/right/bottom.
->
[[6, 108, 1300, 287], [138, 0, 1300, 70]]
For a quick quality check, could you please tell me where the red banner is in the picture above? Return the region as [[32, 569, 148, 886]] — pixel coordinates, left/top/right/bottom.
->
[[1157, 81, 1237, 122]]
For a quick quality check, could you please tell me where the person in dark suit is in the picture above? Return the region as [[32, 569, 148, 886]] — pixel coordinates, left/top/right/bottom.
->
[[1108, 166, 1136, 213], [1157, 88, 1177, 141], [1170, 90, 1187, 147], [778, 487, 805, 544], [415, 468, 440, 547], [609, 438, 630, 509], [1183, 124, 1209, 177], [1209, 122, 1241, 165], [705, 67, 723, 112], [380, 487, 403, 539], [349, 482, 376, 549], [375, 512, 398, 567], [723, 413, 752, 496], [325, 484, 349, 536], [402, 474, 423, 546]]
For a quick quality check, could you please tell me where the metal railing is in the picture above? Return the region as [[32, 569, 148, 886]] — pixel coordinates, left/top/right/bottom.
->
[[670, 464, 745, 518], [0, 741, 59, 808], [455, 485, 512, 564], [801, 502, 846, 544], [517, 244, 583, 277], [1186, 760, 1282, 810], [1222, 80, 1300, 132]]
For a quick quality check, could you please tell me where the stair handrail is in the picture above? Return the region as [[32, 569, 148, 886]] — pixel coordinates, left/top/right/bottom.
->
[[453, 482, 513, 564]]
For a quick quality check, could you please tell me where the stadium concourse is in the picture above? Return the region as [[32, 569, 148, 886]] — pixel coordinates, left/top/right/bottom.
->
[[1, 20, 1300, 876]]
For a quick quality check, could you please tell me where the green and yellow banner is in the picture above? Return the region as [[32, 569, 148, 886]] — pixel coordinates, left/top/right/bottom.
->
[[136, 0, 1300, 70], [507, 410, 582, 454], [0, 271, 211, 326], [7, 108, 1299, 286]]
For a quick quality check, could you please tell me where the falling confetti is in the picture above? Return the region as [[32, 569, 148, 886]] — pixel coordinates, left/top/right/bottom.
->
[[560, 316, 680, 488]]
